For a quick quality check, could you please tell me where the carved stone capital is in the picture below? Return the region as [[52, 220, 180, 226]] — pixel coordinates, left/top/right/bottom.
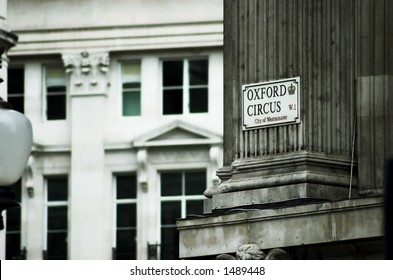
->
[[62, 51, 109, 95]]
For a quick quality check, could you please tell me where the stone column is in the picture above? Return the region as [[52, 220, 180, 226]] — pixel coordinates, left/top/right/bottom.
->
[[207, 0, 360, 208], [356, 0, 393, 194], [62, 51, 110, 259]]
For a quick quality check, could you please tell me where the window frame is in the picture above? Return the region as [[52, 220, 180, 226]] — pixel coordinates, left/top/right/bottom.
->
[[7, 66, 25, 114], [120, 61, 142, 117], [5, 179, 24, 260], [112, 173, 138, 260], [161, 57, 209, 116], [44, 176, 69, 260], [43, 64, 68, 121], [158, 169, 207, 260]]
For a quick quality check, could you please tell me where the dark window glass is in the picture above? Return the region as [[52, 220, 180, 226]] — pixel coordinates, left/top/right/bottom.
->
[[46, 66, 66, 120], [7, 68, 24, 113], [116, 175, 137, 199], [186, 200, 204, 216], [189, 88, 208, 113], [189, 60, 208, 85], [5, 180, 22, 260], [8, 68, 24, 93], [117, 204, 136, 228], [163, 61, 183, 86], [47, 94, 66, 120], [6, 208, 21, 232], [185, 170, 206, 195], [160, 227, 179, 260], [7, 96, 24, 114], [116, 229, 137, 260], [163, 89, 183, 115], [161, 201, 181, 225], [161, 173, 182, 196], [47, 232, 67, 260], [5, 232, 21, 260], [123, 82, 141, 89], [47, 178, 68, 201], [48, 206, 68, 230]]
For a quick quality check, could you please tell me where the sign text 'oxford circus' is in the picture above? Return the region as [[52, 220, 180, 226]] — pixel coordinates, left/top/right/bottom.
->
[[242, 77, 300, 130]]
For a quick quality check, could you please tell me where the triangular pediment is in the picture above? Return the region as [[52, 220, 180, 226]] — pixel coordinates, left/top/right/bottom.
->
[[149, 127, 207, 141], [133, 120, 222, 147]]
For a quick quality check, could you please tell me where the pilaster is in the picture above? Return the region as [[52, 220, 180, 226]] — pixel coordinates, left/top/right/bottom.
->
[[62, 51, 110, 259]]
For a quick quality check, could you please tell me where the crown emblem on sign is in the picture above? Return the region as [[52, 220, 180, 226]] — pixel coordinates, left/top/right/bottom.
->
[[288, 84, 296, 95]]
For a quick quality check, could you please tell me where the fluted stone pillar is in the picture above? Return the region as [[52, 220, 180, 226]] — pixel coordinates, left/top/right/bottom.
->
[[206, 0, 391, 211], [356, 0, 393, 194]]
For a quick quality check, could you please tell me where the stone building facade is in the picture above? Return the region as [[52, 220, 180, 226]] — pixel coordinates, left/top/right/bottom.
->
[[1, 0, 223, 260], [178, 0, 391, 259]]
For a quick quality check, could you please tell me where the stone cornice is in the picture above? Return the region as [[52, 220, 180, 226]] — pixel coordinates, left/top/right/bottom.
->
[[8, 21, 223, 56]]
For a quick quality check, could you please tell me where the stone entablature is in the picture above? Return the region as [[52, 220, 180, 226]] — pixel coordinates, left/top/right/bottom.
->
[[177, 197, 383, 259]]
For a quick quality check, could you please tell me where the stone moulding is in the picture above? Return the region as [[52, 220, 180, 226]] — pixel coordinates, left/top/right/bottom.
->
[[177, 197, 383, 258], [205, 151, 357, 205]]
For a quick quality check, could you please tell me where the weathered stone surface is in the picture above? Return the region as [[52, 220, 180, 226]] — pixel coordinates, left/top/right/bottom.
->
[[178, 197, 383, 258]]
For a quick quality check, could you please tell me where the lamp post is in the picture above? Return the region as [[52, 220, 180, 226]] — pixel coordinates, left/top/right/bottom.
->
[[0, 97, 32, 230]]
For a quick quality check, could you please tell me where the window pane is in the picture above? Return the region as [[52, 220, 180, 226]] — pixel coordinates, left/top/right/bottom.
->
[[163, 89, 183, 115], [185, 170, 206, 195], [122, 63, 141, 87], [186, 200, 204, 216], [46, 67, 66, 87], [48, 178, 68, 201], [46, 66, 66, 120], [48, 206, 68, 230], [117, 204, 136, 228], [122, 63, 141, 116], [7, 96, 24, 114], [116, 229, 136, 260], [6, 208, 21, 232], [163, 61, 183, 86], [47, 232, 67, 260], [160, 226, 179, 260], [122, 90, 141, 116], [116, 175, 137, 199], [6, 233, 21, 260], [161, 201, 181, 225], [189, 88, 208, 113], [161, 173, 182, 196], [47, 94, 66, 120], [8, 68, 24, 94], [189, 60, 208, 85]]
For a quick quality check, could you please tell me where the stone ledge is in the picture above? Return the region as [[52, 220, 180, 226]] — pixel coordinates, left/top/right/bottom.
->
[[177, 197, 383, 258]]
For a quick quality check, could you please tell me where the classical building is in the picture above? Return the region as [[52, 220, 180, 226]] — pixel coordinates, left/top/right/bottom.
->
[[2, 0, 223, 260], [178, 0, 391, 260]]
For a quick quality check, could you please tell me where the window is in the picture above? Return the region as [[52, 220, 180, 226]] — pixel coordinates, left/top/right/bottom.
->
[[163, 59, 208, 115], [121, 62, 141, 116], [45, 177, 68, 260], [5, 180, 24, 259], [45, 66, 67, 120], [7, 67, 25, 113], [114, 175, 137, 260], [160, 170, 206, 260]]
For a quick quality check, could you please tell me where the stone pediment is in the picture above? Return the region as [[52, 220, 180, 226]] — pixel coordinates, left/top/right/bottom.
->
[[133, 120, 222, 147]]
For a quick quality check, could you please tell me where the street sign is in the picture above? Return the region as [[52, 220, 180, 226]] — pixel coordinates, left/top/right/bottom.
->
[[242, 77, 300, 130]]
